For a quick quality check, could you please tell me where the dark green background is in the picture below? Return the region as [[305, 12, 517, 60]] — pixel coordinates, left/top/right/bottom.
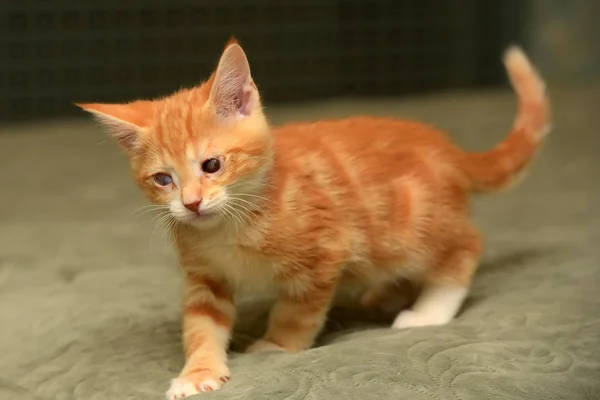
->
[[0, 0, 526, 122]]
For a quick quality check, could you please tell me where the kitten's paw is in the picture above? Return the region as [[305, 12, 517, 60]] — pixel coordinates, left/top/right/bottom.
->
[[245, 339, 286, 354], [392, 310, 451, 329], [166, 378, 201, 400], [166, 370, 230, 399]]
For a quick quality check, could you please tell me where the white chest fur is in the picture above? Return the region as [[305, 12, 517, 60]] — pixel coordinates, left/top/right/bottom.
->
[[193, 227, 277, 300]]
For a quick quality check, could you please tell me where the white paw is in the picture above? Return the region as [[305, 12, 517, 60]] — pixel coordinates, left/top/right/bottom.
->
[[166, 377, 223, 400], [245, 339, 285, 354], [392, 310, 451, 329]]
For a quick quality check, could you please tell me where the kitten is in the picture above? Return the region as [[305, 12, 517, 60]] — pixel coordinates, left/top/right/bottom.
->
[[77, 40, 550, 399]]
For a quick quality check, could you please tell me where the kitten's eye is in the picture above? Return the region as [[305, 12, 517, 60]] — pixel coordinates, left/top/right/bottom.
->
[[201, 158, 221, 174], [153, 173, 173, 187]]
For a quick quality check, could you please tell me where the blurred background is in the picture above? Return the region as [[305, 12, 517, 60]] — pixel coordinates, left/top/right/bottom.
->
[[1, 0, 598, 122]]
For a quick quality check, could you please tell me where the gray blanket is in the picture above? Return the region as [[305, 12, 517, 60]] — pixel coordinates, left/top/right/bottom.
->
[[0, 86, 598, 400]]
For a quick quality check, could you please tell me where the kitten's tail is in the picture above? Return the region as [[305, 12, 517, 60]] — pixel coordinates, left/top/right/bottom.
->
[[462, 46, 551, 193]]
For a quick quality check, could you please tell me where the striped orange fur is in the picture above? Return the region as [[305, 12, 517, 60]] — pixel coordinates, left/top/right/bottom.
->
[[77, 41, 550, 399]]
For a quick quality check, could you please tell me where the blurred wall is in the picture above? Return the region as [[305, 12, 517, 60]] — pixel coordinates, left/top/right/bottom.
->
[[1, 1, 526, 123], [528, 0, 600, 84]]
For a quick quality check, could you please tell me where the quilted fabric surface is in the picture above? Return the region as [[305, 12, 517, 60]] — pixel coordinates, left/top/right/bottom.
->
[[0, 86, 598, 400]]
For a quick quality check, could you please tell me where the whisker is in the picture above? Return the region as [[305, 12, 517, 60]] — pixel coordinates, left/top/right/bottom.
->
[[150, 211, 170, 225], [168, 220, 181, 247], [230, 203, 249, 226], [226, 182, 248, 191], [150, 213, 172, 256], [169, 228, 179, 246], [161, 217, 179, 245], [222, 203, 244, 231], [231, 192, 273, 202], [133, 204, 168, 210], [219, 207, 231, 226], [227, 196, 261, 210], [227, 199, 258, 217], [133, 204, 167, 211], [160, 216, 175, 240], [220, 205, 240, 237], [151, 215, 168, 238], [223, 204, 244, 238], [132, 204, 169, 216]]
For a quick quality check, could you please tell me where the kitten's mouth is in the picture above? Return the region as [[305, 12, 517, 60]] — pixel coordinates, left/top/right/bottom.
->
[[173, 206, 222, 226], [187, 209, 222, 224], [192, 211, 217, 220]]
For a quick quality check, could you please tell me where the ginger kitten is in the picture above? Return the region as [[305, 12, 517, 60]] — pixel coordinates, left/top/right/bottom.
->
[[77, 40, 550, 399]]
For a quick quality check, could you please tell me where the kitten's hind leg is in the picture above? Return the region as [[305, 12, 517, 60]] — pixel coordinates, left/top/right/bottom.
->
[[392, 234, 481, 329], [392, 283, 469, 329]]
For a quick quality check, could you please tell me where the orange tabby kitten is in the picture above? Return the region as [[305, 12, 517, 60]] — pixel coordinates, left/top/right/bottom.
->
[[77, 40, 550, 399]]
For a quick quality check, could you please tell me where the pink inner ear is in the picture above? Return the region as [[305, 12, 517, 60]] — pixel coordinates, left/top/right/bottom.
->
[[209, 44, 257, 119], [214, 83, 254, 119], [239, 87, 253, 117]]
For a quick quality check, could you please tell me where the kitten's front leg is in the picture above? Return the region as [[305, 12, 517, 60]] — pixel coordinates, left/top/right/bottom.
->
[[166, 274, 235, 400], [246, 269, 340, 354]]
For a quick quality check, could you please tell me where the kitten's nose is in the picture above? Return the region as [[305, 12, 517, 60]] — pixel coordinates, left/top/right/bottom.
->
[[183, 200, 201, 213]]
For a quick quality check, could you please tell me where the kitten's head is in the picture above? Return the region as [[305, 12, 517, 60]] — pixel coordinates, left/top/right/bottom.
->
[[78, 40, 272, 230]]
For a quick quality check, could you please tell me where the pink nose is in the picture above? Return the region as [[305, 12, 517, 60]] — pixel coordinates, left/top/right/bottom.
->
[[183, 200, 201, 213]]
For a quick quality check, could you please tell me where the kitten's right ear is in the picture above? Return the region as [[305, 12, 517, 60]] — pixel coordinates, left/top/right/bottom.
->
[[76, 101, 153, 151]]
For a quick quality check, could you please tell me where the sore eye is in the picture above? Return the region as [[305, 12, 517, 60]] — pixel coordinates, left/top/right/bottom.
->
[[152, 173, 173, 187], [201, 158, 221, 174]]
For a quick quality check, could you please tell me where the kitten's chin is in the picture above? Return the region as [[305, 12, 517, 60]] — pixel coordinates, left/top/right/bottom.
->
[[181, 212, 223, 230]]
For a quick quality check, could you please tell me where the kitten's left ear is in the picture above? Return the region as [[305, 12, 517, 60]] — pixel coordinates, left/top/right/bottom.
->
[[208, 42, 260, 119]]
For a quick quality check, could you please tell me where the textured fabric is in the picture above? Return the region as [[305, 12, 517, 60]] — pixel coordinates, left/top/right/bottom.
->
[[0, 86, 599, 400]]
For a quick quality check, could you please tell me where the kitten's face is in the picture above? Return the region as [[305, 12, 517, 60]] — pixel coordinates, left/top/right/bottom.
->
[[134, 107, 271, 229], [78, 41, 271, 230]]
